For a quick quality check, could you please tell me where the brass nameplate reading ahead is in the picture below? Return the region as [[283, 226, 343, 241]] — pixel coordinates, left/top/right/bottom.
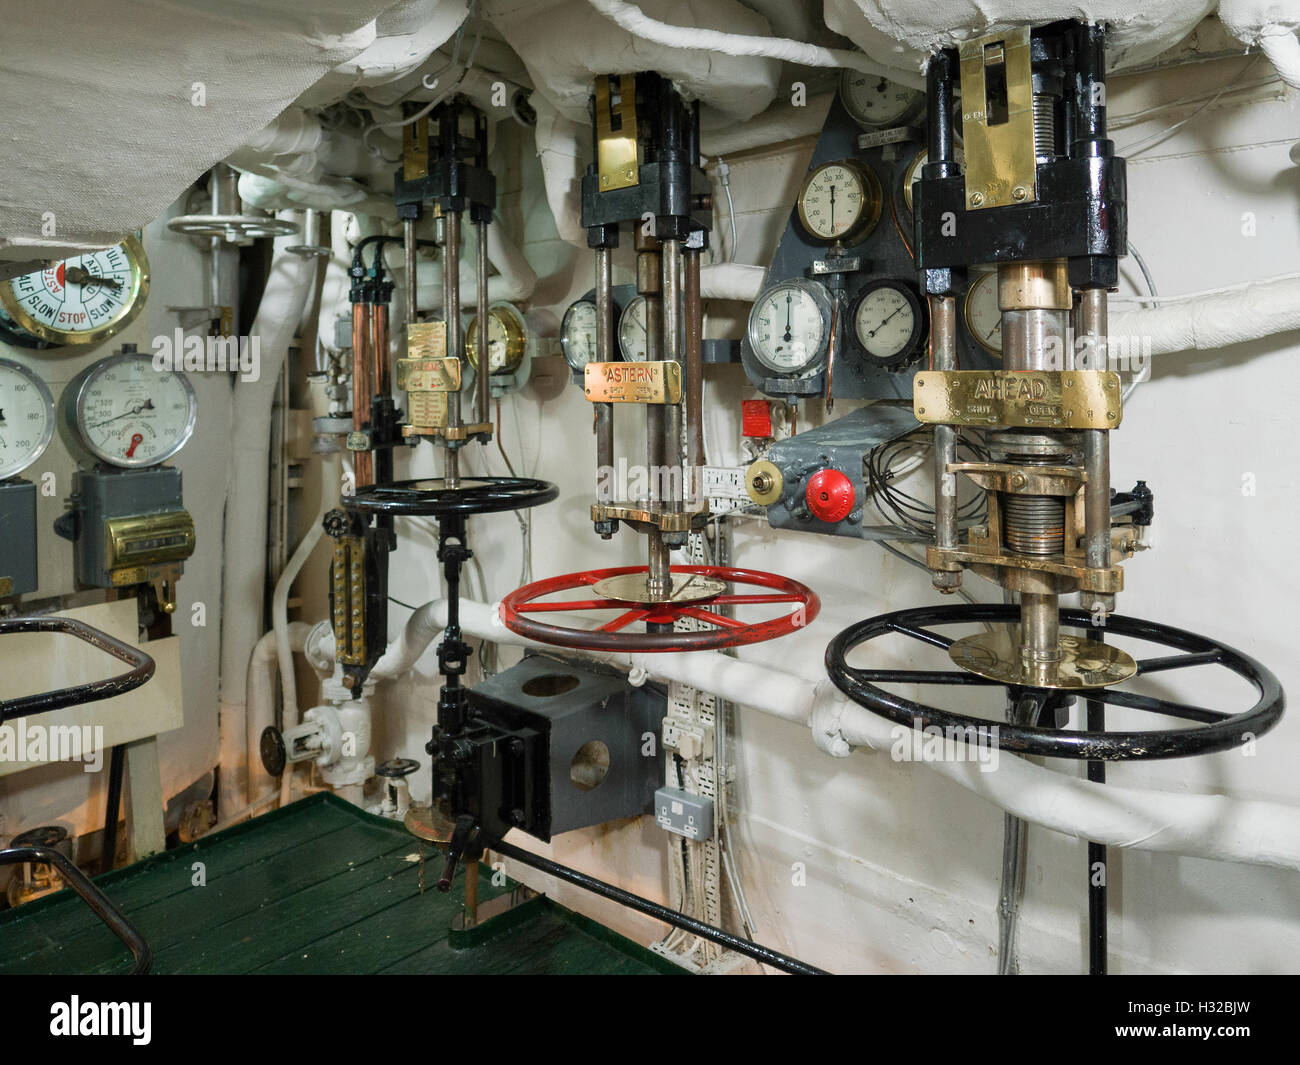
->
[[913, 370, 1122, 429], [584, 361, 681, 404], [397, 357, 461, 393]]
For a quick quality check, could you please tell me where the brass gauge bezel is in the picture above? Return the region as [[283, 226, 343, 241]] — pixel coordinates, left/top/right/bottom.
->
[[901, 145, 966, 216], [0, 235, 150, 347], [838, 70, 925, 130], [795, 159, 882, 247], [466, 301, 528, 375], [962, 270, 1003, 359], [0, 357, 56, 479]]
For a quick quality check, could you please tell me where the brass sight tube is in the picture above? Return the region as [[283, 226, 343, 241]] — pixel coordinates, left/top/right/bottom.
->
[[352, 301, 374, 488], [443, 210, 462, 489]]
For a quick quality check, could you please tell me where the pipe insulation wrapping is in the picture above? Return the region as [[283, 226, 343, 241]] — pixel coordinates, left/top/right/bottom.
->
[[1109, 274, 1300, 354], [352, 597, 1300, 873], [1219, 0, 1300, 87]]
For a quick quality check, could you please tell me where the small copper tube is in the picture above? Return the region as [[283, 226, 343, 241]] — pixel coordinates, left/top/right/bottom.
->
[[351, 301, 373, 487]]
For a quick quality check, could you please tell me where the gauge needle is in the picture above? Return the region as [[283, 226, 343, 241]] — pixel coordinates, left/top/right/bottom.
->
[[867, 304, 906, 338], [125, 433, 143, 459], [829, 184, 837, 233], [88, 398, 153, 429], [783, 293, 793, 343], [65, 266, 122, 289]]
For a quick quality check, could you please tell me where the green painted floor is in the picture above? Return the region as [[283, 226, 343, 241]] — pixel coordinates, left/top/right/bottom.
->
[[0, 793, 678, 975]]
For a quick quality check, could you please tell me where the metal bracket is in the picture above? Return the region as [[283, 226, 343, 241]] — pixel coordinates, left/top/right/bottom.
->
[[596, 74, 639, 192]]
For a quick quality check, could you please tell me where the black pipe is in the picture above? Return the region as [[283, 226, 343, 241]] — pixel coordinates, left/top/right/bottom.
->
[[490, 836, 829, 975], [925, 49, 957, 178], [1086, 629, 1108, 975], [100, 745, 126, 874], [0, 845, 151, 974]]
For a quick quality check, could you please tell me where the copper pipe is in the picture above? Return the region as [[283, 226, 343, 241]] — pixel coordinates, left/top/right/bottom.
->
[[351, 301, 373, 487], [370, 303, 390, 397]]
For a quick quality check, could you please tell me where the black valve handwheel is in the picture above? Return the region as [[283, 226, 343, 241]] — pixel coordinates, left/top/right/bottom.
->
[[825, 604, 1284, 761], [342, 476, 559, 517]]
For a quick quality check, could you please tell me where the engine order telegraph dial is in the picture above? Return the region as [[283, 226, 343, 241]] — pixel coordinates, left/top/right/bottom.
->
[[747, 279, 834, 376], [617, 294, 649, 362], [963, 270, 1003, 358], [796, 160, 882, 246], [64, 350, 197, 468], [850, 280, 927, 369], [838, 71, 925, 130], [0, 236, 149, 347], [0, 358, 55, 480]]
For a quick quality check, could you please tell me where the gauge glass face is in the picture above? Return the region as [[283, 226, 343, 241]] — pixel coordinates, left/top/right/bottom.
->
[[839, 72, 923, 129], [0, 359, 55, 479], [798, 162, 879, 244], [903, 146, 965, 213], [964, 272, 1003, 356], [561, 300, 599, 370], [748, 283, 827, 374], [0, 238, 148, 346], [854, 285, 917, 362], [618, 295, 649, 362], [75, 355, 196, 467]]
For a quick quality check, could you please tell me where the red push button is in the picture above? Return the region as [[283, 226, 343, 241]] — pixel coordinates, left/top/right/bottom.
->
[[806, 468, 855, 523]]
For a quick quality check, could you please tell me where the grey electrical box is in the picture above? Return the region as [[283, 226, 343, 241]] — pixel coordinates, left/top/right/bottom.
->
[[654, 786, 714, 841], [0, 479, 38, 597], [54, 466, 195, 604]]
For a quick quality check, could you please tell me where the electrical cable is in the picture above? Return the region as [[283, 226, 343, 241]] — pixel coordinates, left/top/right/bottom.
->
[[1116, 54, 1261, 157]]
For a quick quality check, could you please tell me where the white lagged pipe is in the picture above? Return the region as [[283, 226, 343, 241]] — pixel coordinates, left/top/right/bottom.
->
[[585, 0, 879, 73], [1258, 29, 1300, 88], [356, 596, 1300, 873], [699, 263, 764, 302], [1108, 273, 1300, 355]]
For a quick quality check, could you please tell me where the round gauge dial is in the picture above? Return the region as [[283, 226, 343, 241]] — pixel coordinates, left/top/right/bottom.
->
[[617, 295, 649, 362], [0, 358, 55, 480], [797, 160, 881, 246], [963, 271, 1003, 357], [839, 71, 925, 130], [851, 281, 926, 368], [0, 236, 149, 347], [466, 303, 527, 375], [902, 145, 965, 214], [69, 352, 197, 468], [747, 280, 833, 375], [561, 299, 600, 371]]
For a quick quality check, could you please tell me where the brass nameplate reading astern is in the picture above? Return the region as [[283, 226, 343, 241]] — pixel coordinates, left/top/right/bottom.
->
[[584, 361, 682, 404], [913, 370, 1122, 429], [396, 357, 461, 393]]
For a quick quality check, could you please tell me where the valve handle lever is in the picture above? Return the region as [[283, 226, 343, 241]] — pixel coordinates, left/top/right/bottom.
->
[[437, 814, 478, 893]]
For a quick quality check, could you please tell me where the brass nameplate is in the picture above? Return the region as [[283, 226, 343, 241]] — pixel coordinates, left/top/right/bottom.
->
[[407, 391, 449, 430], [913, 370, 1122, 429], [397, 357, 461, 393], [595, 74, 639, 191], [584, 361, 681, 404], [407, 321, 447, 359], [960, 27, 1037, 210], [403, 119, 429, 182]]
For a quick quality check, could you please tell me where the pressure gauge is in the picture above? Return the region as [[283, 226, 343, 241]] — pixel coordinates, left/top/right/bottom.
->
[[0, 236, 149, 348], [0, 358, 55, 479], [65, 351, 197, 468], [747, 280, 834, 376], [466, 302, 528, 375], [796, 160, 881, 246], [618, 295, 649, 362], [850, 280, 926, 368], [561, 299, 600, 371], [902, 146, 965, 214], [839, 71, 925, 130], [963, 271, 1003, 358]]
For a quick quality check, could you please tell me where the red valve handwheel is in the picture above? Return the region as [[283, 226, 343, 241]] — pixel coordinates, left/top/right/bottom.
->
[[500, 565, 820, 652]]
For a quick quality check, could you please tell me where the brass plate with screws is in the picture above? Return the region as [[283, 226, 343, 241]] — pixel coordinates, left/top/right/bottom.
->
[[584, 360, 682, 404], [397, 357, 461, 393], [595, 74, 639, 192], [913, 370, 1122, 429], [959, 27, 1037, 211]]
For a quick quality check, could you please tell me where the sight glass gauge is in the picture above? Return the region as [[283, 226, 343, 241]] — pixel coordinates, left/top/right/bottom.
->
[[617, 295, 649, 362], [66, 351, 197, 468], [0, 236, 150, 347], [0, 358, 55, 480], [466, 302, 528, 375], [839, 72, 925, 130], [747, 280, 833, 376], [561, 299, 600, 371], [796, 160, 881, 246], [851, 281, 926, 367], [963, 271, 1003, 357]]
